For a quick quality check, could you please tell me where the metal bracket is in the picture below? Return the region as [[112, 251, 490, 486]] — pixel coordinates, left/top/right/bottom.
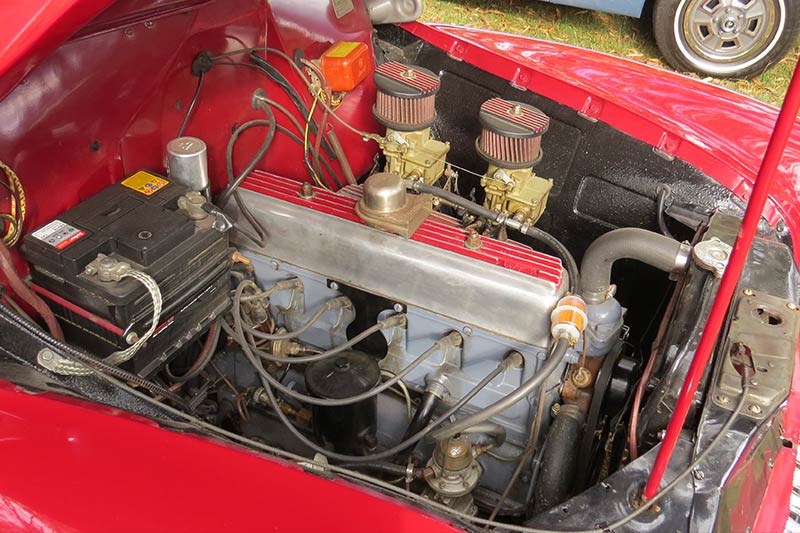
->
[[693, 237, 733, 278]]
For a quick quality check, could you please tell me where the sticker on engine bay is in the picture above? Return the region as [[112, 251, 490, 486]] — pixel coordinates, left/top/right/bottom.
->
[[331, 0, 353, 18], [121, 171, 169, 196], [31, 219, 87, 250]]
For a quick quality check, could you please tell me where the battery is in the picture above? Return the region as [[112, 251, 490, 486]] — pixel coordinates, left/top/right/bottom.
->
[[22, 170, 231, 376]]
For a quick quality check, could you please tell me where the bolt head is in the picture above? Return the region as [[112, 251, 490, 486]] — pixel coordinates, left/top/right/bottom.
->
[[299, 182, 315, 199], [692, 469, 705, 480], [748, 404, 762, 415], [125, 332, 139, 345], [743, 288, 754, 296], [715, 394, 730, 405], [330, 281, 340, 291], [39, 349, 54, 362], [462, 326, 473, 336], [787, 302, 798, 311], [393, 303, 404, 313], [464, 231, 482, 250]]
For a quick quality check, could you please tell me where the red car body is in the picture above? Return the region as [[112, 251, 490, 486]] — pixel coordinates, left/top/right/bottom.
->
[[0, 1, 798, 531]]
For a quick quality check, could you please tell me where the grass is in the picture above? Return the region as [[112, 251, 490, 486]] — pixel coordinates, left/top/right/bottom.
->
[[422, 0, 800, 106]]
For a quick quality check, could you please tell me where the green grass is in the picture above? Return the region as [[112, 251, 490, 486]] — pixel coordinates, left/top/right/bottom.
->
[[422, 0, 800, 106]]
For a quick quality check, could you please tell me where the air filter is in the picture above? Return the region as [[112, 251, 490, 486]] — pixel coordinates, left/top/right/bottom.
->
[[476, 98, 549, 169], [373, 62, 440, 131]]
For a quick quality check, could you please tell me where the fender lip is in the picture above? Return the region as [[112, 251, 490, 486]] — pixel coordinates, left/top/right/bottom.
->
[[399, 21, 800, 259]]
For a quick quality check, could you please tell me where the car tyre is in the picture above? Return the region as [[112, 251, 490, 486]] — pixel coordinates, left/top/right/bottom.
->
[[652, 0, 800, 78]]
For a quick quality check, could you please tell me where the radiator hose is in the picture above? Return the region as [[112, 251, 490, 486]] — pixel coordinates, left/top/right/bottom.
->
[[533, 403, 585, 514], [579, 227, 691, 303]]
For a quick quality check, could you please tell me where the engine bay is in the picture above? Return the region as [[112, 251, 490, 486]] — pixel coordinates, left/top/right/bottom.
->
[[1, 2, 799, 530]]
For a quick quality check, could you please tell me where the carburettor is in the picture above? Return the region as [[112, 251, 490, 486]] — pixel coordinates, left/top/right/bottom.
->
[[476, 98, 553, 226], [373, 62, 452, 185]]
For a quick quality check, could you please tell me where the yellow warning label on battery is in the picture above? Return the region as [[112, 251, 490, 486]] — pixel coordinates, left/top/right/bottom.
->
[[325, 41, 360, 59], [121, 171, 169, 196]]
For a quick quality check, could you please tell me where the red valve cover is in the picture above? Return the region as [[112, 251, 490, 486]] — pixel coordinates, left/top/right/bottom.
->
[[241, 171, 564, 287]]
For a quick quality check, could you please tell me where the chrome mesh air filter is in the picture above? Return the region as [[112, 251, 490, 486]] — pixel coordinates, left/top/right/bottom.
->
[[476, 98, 549, 169], [373, 62, 440, 131]]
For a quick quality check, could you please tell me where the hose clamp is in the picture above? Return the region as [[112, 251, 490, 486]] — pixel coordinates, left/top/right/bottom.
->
[[405, 460, 416, 485], [674, 241, 693, 274]]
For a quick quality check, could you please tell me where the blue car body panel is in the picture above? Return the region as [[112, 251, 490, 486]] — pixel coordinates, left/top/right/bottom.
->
[[538, 0, 647, 18]]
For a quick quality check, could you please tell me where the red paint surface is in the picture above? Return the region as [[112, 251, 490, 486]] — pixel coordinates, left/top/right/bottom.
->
[[0, 380, 458, 533], [1, 1, 800, 529], [242, 171, 565, 285], [643, 61, 800, 500], [0, 0, 114, 99], [400, 22, 800, 262]]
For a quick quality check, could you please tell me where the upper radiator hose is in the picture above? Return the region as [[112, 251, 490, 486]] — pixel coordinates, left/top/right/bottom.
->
[[580, 228, 691, 303]]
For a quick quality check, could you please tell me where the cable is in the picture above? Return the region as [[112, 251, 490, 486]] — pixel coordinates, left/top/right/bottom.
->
[[411, 182, 579, 293], [230, 278, 454, 407], [489, 377, 549, 521], [215, 105, 277, 246], [250, 51, 380, 143], [254, 351, 509, 463], [0, 304, 186, 408], [241, 295, 351, 342], [1, 291, 35, 324], [212, 60, 344, 185], [177, 73, 204, 137], [47, 269, 162, 375], [0, 214, 19, 249], [336, 462, 424, 478], [241, 323, 452, 408], [246, 54, 341, 158], [165, 321, 221, 383], [0, 238, 63, 339], [303, 93, 328, 190], [382, 370, 413, 422], [227, 318, 401, 364], [525, 226, 580, 294], [656, 185, 675, 240], [217, 115, 276, 211], [0, 159, 26, 247], [430, 337, 570, 442]]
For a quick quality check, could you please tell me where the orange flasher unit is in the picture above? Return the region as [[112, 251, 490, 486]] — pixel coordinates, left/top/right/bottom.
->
[[320, 41, 371, 92]]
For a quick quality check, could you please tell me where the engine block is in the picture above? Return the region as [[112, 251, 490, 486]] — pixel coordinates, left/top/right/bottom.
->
[[230, 172, 568, 486]]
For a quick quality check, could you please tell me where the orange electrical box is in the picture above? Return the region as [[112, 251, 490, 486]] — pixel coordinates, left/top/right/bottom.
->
[[320, 41, 371, 92]]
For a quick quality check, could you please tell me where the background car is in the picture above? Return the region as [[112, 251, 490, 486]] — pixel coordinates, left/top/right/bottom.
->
[[537, 0, 800, 78]]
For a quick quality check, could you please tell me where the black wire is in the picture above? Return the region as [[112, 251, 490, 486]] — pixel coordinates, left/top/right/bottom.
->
[[211, 59, 342, 186], [177, 73, 204, 137], [215, 108, 277, 246], [414, 183, 580, 293], [525, 226, 580, 294], [165, 323, 221, 383], [247, 53, 337, 159], [0, 304, 189, 409], [656, 186, 675, 240]]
